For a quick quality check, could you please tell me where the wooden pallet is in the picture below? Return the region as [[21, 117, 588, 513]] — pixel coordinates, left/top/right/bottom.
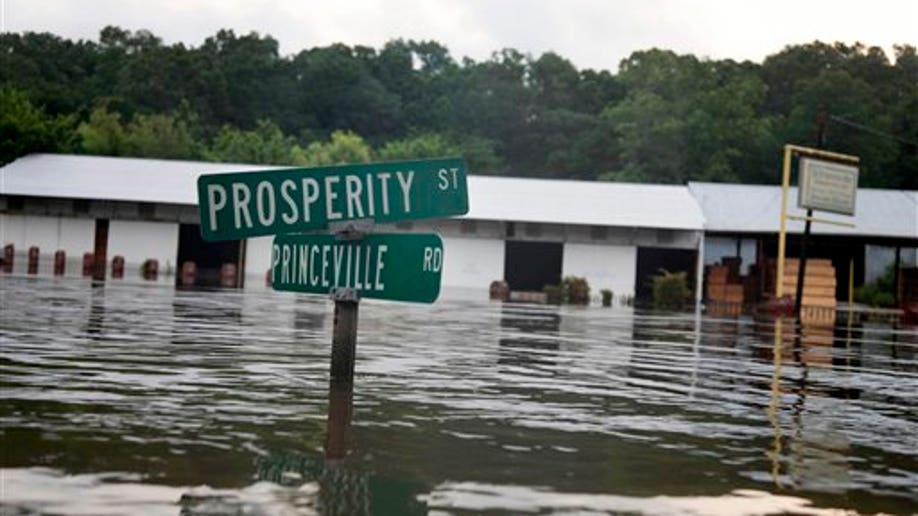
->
[[782, 258, 837, 323], [706, 264, 744, 315]]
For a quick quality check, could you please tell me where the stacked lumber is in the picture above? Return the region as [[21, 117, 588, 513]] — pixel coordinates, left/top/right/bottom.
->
[[707, 264, 744, 316], [783, 258, 837, 323]]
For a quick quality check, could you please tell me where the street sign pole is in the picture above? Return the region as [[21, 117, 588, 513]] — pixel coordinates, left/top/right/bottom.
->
[[200, 158, 467, 386], [331, 288, 359, 383]]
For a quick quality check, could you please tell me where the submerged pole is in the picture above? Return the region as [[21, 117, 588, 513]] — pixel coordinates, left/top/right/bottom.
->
[[330, 288, 359, 383], [328, 221, 370, 384], [324, 379, 354, 460]]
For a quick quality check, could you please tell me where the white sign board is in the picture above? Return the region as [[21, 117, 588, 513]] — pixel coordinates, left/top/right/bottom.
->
[[798, 157, 858, 216]]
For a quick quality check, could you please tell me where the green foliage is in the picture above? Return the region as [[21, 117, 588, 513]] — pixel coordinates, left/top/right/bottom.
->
[[854, 265, 898, 308], [78, 107, 128, 155], [78, 107, 199, 159], [377, 133, 459, 161], [600, 289, 613, 307], [542, 276, 590, 305], [207, 119, 294, 164], [562, 276, 591, 305], [291, 130, 372, 166], [0, 88, 74, 164], [2, 28, 916, 186], [543, 277, 590, 305], [126, 113, 199, 159], [652, 270, 691, 310]]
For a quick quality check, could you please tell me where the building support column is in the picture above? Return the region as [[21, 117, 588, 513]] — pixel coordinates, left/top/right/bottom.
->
[[92, 219, 109, 282]]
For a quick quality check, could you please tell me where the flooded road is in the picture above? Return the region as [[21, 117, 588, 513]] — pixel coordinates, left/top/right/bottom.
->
[[1, 276, 916, 514]]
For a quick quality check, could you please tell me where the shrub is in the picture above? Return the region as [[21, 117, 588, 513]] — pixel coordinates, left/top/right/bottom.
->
[[600, 289, 613, 307], [854, 265, 898, 308], [562, 276, 590, 305], [652, 269, 690, 310]]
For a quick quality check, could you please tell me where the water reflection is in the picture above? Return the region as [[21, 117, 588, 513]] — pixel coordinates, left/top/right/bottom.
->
[[1, 277, 916, 514], [769, 318, 868, 495], [250, 381, 370, 515], [294, 296, 327, 338], [85, 282, 105, 337], [498, 304, 560, 371], [324, 381, 354, 461]]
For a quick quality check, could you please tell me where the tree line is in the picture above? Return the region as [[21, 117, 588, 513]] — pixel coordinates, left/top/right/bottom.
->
[[1, 26, 916, 188]]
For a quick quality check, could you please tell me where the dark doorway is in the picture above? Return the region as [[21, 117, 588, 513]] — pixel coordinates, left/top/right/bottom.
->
[[176, 224, 244, 287], [504, 240, 563, 291], [635, 247, 697, 304]]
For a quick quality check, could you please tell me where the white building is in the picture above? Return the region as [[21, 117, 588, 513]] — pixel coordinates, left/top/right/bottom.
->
[[1, 154, 706, 303], [689, 182, 918, 300]]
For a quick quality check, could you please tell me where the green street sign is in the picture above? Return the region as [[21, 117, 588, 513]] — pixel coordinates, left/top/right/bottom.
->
[[271, 233, 444, 303], [197, 158, 468, 241]]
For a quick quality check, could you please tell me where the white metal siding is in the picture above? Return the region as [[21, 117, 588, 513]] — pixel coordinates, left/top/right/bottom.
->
[[441, 236, 505, 289], [108, 220, 178, 270], [245, 236, 274, 280], [562, 243, 637, 299], [0, 214, 96, 275], [1, 214, 95, 254]]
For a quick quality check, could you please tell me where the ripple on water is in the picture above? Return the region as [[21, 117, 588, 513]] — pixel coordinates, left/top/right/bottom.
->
[[1, 276, 916, 513]]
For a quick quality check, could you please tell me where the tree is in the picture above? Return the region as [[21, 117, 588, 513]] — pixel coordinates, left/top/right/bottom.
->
[[290, 130, 372, 166], [78, 107, 129, 155], [291, 44, 402, 142], [782, 69, 898, 187], [206, 119, 295, 164], [0, 88, 74, 164], [377, 133, 460, 161], [600, 90, 686, 182], [125, 113, 199, 159]]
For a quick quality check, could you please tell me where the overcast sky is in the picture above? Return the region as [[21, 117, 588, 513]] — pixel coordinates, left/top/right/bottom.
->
[[2, 0, 916, 71]]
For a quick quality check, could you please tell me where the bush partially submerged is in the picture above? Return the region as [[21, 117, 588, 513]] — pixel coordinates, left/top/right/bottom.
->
[[854, 265, 898, 308], [563, 276, 590, 305], [600, 289, 613, 307], [652, 269, 690, 310], [544, 276, 591, 305]]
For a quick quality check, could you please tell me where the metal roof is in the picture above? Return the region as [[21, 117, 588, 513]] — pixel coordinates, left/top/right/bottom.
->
[[689, 182, 918, 240], [1, 154, 706, 230], [468, 175, 704, 229], [0, 154, 279, 206]]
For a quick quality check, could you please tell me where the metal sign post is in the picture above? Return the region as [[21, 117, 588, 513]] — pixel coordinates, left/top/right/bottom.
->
[[330, 287, 360, 382], [197, 158, 468, 241], [776, 145, 859, 320], [198, 158, 468, 385]]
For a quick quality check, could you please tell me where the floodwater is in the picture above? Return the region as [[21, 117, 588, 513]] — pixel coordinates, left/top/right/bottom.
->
[[1, 276, 916, 515]]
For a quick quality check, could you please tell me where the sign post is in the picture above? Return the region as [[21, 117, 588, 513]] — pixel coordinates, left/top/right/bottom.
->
[[271, 233, 444, 303], [197, 158, 468, 241], [198, 158, 467, 384], [776, 145, 858, 319]]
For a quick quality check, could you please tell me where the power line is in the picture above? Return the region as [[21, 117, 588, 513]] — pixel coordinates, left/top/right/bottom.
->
[[829, 115, 918, 147]]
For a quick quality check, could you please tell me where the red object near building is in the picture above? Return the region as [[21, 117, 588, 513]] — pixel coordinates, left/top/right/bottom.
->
[[27, 246, 39, 275], [180, 261, 197, 287], [142, 259, 159, 281], [111, 255, 125, 278], [82, 253, 94, 276], [2, 244, 13, 273], [220, 263, 238, 288], [54, 250, 66, 276]]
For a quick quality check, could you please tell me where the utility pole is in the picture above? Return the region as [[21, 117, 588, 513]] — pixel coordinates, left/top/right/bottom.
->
[[793, 108, 827, 320]]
